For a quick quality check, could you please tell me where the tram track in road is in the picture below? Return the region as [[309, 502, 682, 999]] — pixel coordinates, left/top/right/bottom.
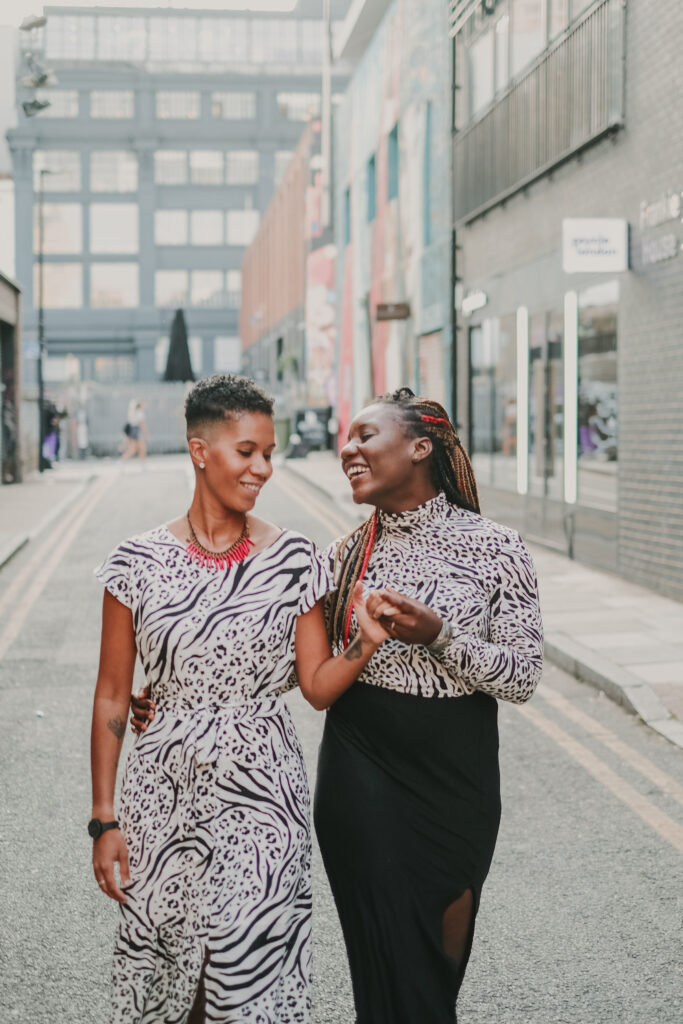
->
[[278, 464, 683, 854], [0, 474, 113, 665]]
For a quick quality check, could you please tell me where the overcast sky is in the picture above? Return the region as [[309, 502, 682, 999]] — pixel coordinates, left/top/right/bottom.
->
[[3, 0, 299, 29]]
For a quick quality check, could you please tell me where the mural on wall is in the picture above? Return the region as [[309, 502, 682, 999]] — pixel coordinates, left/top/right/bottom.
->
[[305, 244, 337, 407], [335, 0, 451, 448]]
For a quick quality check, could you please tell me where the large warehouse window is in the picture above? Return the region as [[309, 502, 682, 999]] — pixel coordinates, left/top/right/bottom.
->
[[33, 151, 81, 192], [154, 210, 188, 245], [33, 203, 82, 254], [90, 263, 139, 307], [34, 263, 82, 307], [156, 91, 201, 119], [90, 151, 138, 192], [155, 270, 188, 306], [90, 91, 134, 118], [90, 204, 138, 254], [211, 91, 255, 120], [154, 151, 188, 186]]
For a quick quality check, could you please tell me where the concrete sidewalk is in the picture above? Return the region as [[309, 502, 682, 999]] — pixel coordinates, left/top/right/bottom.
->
[[283, 451, 683, 751], [0, 455, 190, 571]]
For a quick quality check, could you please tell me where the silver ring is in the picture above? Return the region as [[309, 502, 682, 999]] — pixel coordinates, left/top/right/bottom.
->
[[390, 621, 397, 632], [97, 879, 105, 886]]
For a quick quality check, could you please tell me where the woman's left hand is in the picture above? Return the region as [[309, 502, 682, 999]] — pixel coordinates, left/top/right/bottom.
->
[[365, 587, 443, 646]]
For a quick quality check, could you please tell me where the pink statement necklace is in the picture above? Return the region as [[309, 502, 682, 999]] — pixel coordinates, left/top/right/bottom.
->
[[186, 512, 254, 570]]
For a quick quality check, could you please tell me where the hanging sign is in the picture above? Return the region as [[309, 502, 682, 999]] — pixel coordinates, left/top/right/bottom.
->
[[562, 218, 629, 273], [376, 302, 411, 321]]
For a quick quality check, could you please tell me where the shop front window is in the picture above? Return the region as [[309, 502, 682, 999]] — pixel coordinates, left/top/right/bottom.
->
[[528, 310, 564, 500], [469, 315, 517, 490], [577, 281, 618, 511]]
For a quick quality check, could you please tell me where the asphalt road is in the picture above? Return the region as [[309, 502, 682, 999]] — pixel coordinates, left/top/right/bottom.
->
[[0, 458, 681, 1024]]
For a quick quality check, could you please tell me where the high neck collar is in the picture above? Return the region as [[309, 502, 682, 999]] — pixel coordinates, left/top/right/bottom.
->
[[377, 491, 451, 533]]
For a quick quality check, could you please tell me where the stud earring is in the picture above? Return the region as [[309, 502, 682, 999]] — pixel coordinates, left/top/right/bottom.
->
[[199, 462, 205, 469]]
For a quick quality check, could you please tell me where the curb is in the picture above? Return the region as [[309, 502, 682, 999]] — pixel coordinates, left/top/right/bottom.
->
[[0, 476, 93, 572], [545, 633, 683, 750], [283, 460, 683, 752]]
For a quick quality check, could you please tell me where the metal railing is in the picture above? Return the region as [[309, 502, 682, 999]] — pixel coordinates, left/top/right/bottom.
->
[[452, 0, 625, 224]]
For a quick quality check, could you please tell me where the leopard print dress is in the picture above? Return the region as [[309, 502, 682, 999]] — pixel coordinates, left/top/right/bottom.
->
[[95, 527, 330, 1024]]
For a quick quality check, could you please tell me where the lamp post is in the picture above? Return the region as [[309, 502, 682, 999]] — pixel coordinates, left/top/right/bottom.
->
[[37, 166, 49, 471]]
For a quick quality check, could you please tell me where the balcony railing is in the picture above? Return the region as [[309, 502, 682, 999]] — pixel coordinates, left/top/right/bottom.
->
[[452, 0, 625, 224]]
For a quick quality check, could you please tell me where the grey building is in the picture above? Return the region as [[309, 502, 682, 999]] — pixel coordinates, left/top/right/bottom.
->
[[7, 2, 350, 390], [451, 0, 683, 601]]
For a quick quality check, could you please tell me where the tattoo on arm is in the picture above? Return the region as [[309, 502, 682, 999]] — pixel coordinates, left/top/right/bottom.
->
[[107, 716, 125, 740], [344, 636, 364, 661]]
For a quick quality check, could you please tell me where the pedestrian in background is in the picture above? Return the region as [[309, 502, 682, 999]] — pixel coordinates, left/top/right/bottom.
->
[[121, 400, 149, 462], [90, 374, 390, 1023]]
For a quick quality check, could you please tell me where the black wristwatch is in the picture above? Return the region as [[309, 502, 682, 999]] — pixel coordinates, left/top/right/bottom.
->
[[88, 818, 119, 840]]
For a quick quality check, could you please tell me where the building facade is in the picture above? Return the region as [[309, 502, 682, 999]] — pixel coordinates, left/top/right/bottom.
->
[[333, 0, 454, 446], [0, 271, 22, 483], [241, 119, 338, 432], [451, 0, 683, 600], [7, 2, 350, 395]]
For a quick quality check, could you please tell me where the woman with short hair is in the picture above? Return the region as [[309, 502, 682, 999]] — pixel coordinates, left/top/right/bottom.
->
[[90, 374, 390, 1024]]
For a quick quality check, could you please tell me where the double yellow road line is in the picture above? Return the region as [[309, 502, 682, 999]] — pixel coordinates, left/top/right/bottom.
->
[[280, 466, 683, 854], [0, 475, 112, 664]]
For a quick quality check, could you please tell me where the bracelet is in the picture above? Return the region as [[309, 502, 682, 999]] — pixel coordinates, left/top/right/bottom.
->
[[427, 618, 453, 655]]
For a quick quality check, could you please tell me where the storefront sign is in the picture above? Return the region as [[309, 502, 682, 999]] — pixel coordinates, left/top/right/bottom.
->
[[461, 290, 488, 316], [562, 219, 629, 273], [376, 302, 411, 321]]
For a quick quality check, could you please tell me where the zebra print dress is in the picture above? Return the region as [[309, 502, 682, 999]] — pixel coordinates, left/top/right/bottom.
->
[[95, 526, 331, 1024]]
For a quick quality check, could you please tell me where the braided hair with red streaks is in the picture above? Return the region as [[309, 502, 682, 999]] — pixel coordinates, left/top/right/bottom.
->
[[330, 388, 480, 648]]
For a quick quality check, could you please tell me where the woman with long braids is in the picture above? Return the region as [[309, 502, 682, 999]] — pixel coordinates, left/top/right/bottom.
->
[[314, 387, 543, 1024]]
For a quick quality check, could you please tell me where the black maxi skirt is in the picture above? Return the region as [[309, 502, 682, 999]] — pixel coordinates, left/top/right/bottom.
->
[[314, 682, 501, 1024]]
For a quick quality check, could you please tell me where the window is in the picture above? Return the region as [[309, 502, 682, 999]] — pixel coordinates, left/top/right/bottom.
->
[[528, 310, 564, 500], [34, 203, 81, 254], [148, 15, 197, 62], [226, 210, 259, 246], [190, 211, 223, 246], [226, 270, 241, 308], [33, 151, 81, 192], [511, 0, 545, 77], [549, 0, 569, 38], [251, 20, 297, 63], [274, 151, 293, 187], [469, 26, 495, 116], [90, 91, 134, 119], [226, 151, 259, 186], [469, 316, 518, 490], [189, 336, 203, 374], [94, 356, 135, 383], [35, 90, 79, 118], [276, 92, 320, 121], [495, 14, 510, 92], [423, 103, 432, 246], [155, 336, 170, 375], [200, 19, 248, 62], [45, 14, 96, 60], [214, 336, 241, 373], [300, 20, 323, 63], [387, 124, 399, 201], [154, 210, 188, 245], [190, 151, 223, 185], [90, 263, 139, 307], [34, 263, 82, 307], [154, 151, 187, 186], [155, 270, 188, 306], [90, 151, 138, 192], [211, 91, 256, 120], [343, 188, 351, 246], [97, 15, 147, 61], [90, 204, 138, 254], [156, 91, 201, 120], [191, 271, 224, 307], [367, 154, 376, 222], [578, 281, 618, 511]]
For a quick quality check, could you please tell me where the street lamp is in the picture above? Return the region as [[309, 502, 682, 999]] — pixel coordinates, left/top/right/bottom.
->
[[37, 167, 51, 472]]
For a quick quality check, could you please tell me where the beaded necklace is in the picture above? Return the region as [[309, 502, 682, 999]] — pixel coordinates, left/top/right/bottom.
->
[[185, 512, 254, 570]]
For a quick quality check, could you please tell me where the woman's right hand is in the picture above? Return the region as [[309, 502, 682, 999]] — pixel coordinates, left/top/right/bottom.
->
[[130, 686, 155, 735], [92, 829, 131, 903]]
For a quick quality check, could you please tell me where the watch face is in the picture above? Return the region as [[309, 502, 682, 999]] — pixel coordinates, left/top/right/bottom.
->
[[88, 818, 102, 839]]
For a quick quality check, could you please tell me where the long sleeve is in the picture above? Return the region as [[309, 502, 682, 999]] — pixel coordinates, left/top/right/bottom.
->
[[436, 533, 543, 704]]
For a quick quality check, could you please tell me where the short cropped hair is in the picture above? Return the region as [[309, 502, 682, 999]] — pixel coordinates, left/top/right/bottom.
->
[[185, 374, 274, 433]]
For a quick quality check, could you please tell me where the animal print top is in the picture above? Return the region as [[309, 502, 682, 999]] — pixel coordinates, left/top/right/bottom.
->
[[326, 491, 543, 703]]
